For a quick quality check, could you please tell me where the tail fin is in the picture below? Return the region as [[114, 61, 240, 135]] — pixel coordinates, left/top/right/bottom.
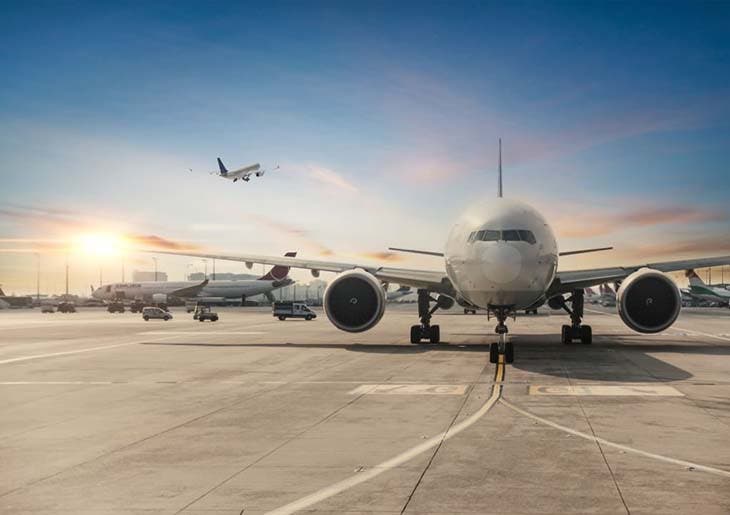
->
[[685, 269, 705, 285], [0, 286, 5, 296], [258, 251, 297, 281], [217, 158, 228, 176]]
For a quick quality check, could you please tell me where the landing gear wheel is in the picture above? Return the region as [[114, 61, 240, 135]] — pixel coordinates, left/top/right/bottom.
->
[[489, 342, 499, 364], [429, 325, 440, 344], [561, 325, 572, 345], [580, 325, 592, 345], [410, 325, 421, 344], [505, 341, 514, 363]]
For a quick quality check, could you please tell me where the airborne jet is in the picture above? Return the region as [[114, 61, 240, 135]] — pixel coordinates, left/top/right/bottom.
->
[[155, 141, 730, 364], [211, 158, 277, 183]]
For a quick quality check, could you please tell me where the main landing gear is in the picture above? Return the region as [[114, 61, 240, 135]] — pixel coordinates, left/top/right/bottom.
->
[[410, 289, 452, 344], [489, 307, 514, 364], [558, 289, 592, 345]]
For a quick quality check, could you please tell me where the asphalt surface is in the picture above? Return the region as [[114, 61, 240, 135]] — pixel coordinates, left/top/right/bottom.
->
[[1, 304, 729, 514]]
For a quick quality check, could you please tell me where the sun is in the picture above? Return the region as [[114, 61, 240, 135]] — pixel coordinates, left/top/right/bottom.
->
[[74, 233, 125, 257]]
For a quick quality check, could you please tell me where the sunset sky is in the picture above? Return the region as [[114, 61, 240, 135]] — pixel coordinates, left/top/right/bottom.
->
[[1, 1, 729, 294]]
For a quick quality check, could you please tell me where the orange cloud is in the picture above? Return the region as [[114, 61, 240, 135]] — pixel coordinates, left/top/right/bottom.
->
[[126, 234, 201, 251], [554, 206, 728, 238], [358, 251, 404, 262]]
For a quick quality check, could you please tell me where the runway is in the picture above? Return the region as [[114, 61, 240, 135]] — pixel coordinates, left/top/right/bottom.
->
[[1, 305, 729, 514]]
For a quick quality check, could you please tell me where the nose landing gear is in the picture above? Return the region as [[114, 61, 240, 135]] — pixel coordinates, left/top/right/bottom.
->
[[489, 308, 514, 364]]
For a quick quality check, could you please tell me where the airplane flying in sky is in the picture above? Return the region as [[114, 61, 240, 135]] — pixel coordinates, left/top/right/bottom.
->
[[154, 141, 730, 364], [94, 252, 296, 304], [685, 269, 730, 307], [200, 158, 278, 183]]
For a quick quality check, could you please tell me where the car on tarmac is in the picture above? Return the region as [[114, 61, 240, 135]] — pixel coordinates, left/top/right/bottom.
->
[[41, 304, 55, 313], [142, 306, 172, 321]]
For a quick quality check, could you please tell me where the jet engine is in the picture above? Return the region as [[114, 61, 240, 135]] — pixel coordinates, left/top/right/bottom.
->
[[323, 270, 386, 332], [617, 269, 681, 333]]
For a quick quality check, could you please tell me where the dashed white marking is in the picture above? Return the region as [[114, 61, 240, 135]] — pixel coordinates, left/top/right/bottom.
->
[[529, 384, 684, 397], [265, 363, 505, 515], [501, 398, 730, 478], [349, 384, 468, 395]]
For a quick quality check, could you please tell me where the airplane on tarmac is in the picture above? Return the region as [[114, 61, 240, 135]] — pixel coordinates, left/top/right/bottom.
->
[[93, 252, 297, 305], [152, 140, 730, 364], [685, 269, 730, 306]]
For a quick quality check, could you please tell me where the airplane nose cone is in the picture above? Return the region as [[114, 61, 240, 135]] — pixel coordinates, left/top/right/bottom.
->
[[480, 243, 522, 284]]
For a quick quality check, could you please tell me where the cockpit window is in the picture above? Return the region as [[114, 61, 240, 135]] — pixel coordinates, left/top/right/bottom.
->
[[502, 230, 520, 241], [468, 229, 537, 245], [518, 230, 537, 244]]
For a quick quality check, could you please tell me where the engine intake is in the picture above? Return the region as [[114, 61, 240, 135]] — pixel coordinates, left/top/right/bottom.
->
[[323, 270, 385, 332], [617, 269, 681, 333]]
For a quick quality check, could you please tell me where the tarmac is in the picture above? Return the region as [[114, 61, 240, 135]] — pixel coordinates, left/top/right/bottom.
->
[[1, 304, 729, 514]]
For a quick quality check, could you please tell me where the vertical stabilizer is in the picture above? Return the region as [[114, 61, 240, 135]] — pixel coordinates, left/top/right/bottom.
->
[[497, 138, 503, 198], [259, 252, 297, 281], [686, 269, 705, 286], [217, 158, 228, 176]]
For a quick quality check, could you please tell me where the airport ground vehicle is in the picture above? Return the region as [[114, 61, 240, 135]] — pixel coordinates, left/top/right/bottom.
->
[[57, 302, 76, 313], [273, 301, 316, 321], [41, 304, 55, 313], [142, 307, 172, 321], [129, 300, 144, 313], [107, 302, 125, 313], [185, 300, 198, 313], [193, 305, 219, 322]]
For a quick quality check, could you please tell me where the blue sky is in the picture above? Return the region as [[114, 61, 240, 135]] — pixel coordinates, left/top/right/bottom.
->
[[1, 1, 729, 293]]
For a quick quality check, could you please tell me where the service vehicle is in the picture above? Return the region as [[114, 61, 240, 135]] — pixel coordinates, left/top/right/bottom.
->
[[57, 302, 76, 313], [107, 301, 125, 313], [142, 307, 172, 321], [130, 300, 144, 313], [193, 305, 219, 322], [273, 301, 316, 321], [41, 304, 55, 313]]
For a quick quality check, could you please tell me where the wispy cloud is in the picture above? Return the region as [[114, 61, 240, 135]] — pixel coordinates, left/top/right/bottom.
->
[[552, 205, 729, 238], [357, 251, 404, 262], [248, 214, 334, 256], [283, 164, 359, 193]]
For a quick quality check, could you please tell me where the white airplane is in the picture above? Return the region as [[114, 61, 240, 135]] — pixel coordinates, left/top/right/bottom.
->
[[205, 158, 277, 183], [93, 252, 296, 305], [685, 269, 730, 306], [154, 141, 730, 364]]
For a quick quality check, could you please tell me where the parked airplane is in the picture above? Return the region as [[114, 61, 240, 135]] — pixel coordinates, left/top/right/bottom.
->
[[93, 252, 297, 305], [153, 141, 730, 364], [0, 286, 33, 308], [685, 269, 730, 306]]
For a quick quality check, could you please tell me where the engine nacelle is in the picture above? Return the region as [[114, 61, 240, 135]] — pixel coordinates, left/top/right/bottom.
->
[[151, 293, 168, 304], [617, 269, 681, 333], [323, 270, 386, 332]]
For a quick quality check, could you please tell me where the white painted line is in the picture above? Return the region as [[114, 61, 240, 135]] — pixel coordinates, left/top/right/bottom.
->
[[265, 362, 505, 515], [349, 384, 468, 395], [585, 308, 730, 343], [138, 331, 265, 336], [0, 342, 136, 365], [0, 381, 115, 385], [500, 398, 730, 478], [529, 384, 684, 397]]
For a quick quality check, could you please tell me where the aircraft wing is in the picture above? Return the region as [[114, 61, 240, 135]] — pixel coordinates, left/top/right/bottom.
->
[[169, 279, 209, 298], [149, 251, 455, 295], [549, 255, 730, 296]]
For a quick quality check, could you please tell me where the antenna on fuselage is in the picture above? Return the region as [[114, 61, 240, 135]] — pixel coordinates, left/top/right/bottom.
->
[[497, 138, 503, 198]]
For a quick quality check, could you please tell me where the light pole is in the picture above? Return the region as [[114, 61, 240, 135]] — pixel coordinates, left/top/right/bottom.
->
[[186, 263, 193, 281], [152, 257, 158, 282], [212, 258, 216, 281], [65, 253, 69, 299], [202, 259, 208, 279], [35, 253, 40, 302]]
